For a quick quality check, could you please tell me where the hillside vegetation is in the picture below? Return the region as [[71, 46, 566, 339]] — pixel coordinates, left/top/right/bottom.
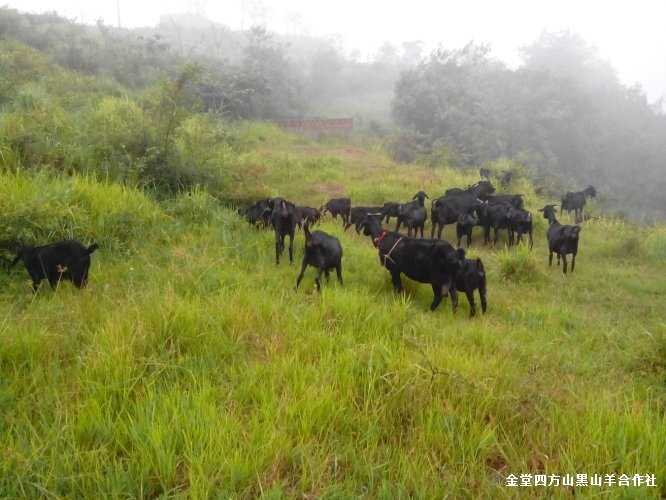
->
[[0, 7, 664, 496], [1, 129, 665, 498], [2, 7, 666, 219]]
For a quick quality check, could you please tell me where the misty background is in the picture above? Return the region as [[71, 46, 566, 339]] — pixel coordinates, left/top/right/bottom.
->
[[0, 4, 664, 219]]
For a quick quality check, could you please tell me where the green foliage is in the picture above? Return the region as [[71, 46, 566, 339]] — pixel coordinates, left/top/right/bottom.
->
[[644, 227, 666, 261], [392, 36, 666, 219], [0, 132, 665, 497], [240, 26, 305, 119], [0, 171, 166, 258], [497, 245, 544, 283]]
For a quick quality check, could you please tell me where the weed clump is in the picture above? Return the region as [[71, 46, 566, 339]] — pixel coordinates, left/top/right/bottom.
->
[[497, 246, 543, 283]]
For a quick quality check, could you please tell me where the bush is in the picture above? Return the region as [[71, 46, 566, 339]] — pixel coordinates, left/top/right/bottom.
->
[[0, 171, 166, 259]]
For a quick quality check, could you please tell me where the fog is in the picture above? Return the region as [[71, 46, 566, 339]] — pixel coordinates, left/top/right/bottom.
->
[[7, 0, 666, 103]]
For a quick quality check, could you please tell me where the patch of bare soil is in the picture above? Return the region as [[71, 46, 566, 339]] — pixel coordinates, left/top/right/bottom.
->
[[313, 183, 346, 197]]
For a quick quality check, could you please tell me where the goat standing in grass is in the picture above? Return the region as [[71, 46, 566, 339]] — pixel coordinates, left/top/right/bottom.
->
[[395, 191, 429, 238], [10, 240, 99, 292], [295, 224, 343, 292], [270, 197, 297, 264], [539, 204, 581, 274], [455, 248, 487, 317], [561, 185, 596, 223], [358, 214, 460, 312]]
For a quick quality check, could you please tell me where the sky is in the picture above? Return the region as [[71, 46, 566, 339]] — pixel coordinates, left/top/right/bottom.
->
[[5, 0, 666, 102]]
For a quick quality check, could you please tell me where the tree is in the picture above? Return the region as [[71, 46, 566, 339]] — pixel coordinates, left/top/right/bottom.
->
[[240, 25, 304, 118]]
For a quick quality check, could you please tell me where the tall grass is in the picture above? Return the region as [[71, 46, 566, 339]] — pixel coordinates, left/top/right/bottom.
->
[[0, 135, 664, 498]]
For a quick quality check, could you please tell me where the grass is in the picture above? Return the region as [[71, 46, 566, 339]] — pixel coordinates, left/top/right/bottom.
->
[[0, 132, 665, 498]]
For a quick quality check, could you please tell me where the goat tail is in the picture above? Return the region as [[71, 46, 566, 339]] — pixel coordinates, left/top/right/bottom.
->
[[476, 257, 485, 275], [87, 243, 100, 254]]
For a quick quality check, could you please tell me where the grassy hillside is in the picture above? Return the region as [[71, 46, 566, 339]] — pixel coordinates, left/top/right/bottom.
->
[[0, 132, 665, 498]]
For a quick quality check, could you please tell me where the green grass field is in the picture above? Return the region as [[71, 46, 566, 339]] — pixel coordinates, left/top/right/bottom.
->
[[0, 131, 665, 498]]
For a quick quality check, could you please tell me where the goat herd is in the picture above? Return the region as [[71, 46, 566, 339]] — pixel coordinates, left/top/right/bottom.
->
[[240, 176, 598, 317], [3, 173, 597, 319]]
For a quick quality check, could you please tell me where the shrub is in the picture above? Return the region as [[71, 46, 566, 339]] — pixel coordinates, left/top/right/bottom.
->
[[0, 171, 166, 259]]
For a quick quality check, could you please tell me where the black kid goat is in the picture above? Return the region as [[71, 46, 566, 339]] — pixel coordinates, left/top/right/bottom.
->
[[455, 248, 487, 317], [538, 204, 581, 274], [270, 197, 297, 264], [295, 224, 343, 292]]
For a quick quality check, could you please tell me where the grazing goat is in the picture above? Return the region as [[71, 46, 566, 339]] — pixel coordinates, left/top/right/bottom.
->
[[269, 197, 297, 264], [346, 206, 385, 232], [456, 213, 477, 247], [561, 185, 596, 223], [244, 198, 271, 228], [538, 204, 581, 274], [321, 198, 352, 228], [294, 206, 322, 229], [455, 248, 487, 317], [10, 240, 99, 292], [358, 215, 460, 312], [395, 191, 428, 238], [295, 224, 343, 292]]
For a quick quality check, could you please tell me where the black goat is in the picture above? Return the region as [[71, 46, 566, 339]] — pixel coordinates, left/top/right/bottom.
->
[[442, 180, 495, 199], [321, 198, 352, 228], [346, 206, 385, 232], [538, 204, 581, 274], [561, 185, 596, 223], [395, 191, 428, 237], [476, 201, 512, 246], [455, 248, 487, 318], [381, 202, 401, 224], [358, 215, 460, 312], [269, 197, 297, 264], [10, 240, 99, 292], [507, 207, 533, 249], [431, 182, 495, 239], [294, 206, 322, 229], [244, 198, 271, 228], [295, 224, 343, 292], [456, 213, 477, 247], [479, 167, 492, 180], [485, 194, 524, 209]]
